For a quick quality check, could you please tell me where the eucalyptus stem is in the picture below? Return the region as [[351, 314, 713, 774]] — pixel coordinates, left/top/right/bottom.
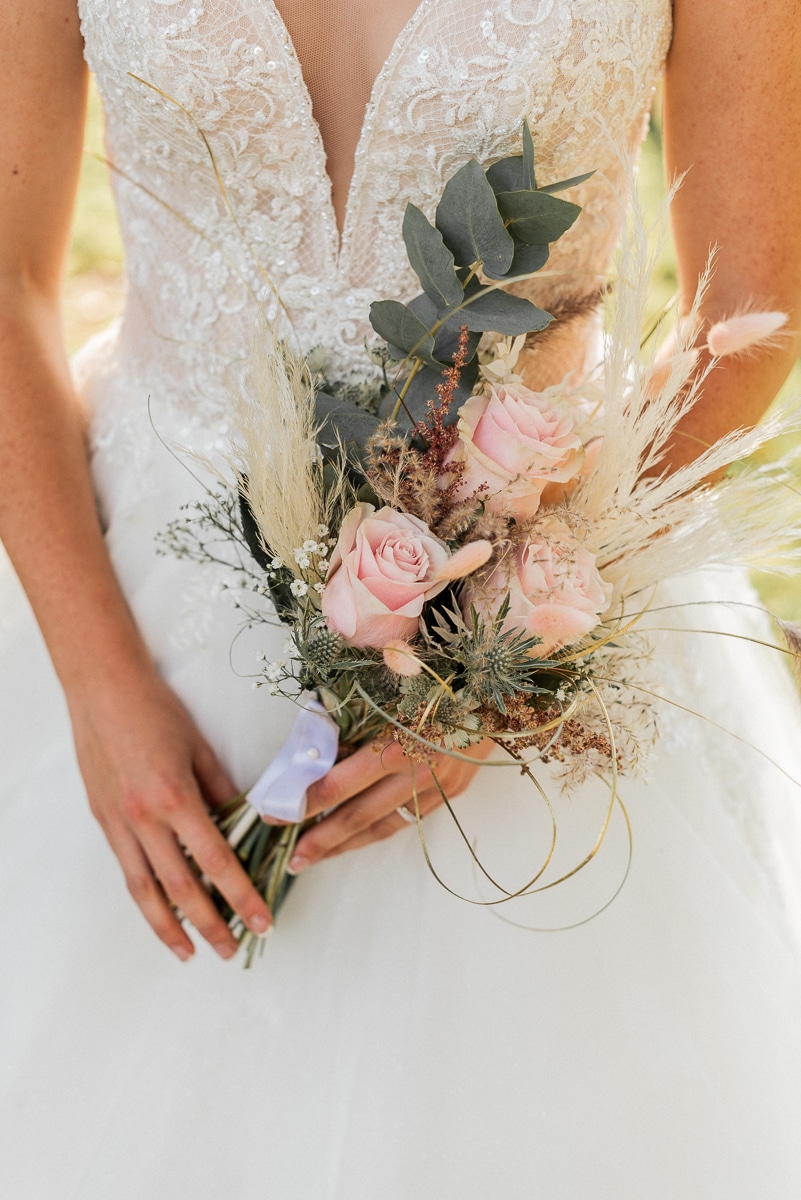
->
[[388, 357, 424, 424]]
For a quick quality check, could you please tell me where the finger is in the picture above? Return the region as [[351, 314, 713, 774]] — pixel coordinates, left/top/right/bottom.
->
[[319, 788, 441, 860], [193, 739, 238, 809], [304, 738, 407, 819], [106, 822, 195, 961], [138, 827, 244, 960], [170, 806, 272, 937], [292, 771, 430, 868]]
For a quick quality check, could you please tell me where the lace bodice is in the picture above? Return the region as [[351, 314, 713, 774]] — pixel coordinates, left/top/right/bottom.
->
[[76, 0, 671, 464]]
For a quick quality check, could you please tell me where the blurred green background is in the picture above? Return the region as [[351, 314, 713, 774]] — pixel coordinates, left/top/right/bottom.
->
[[65, 83, 801, 620]]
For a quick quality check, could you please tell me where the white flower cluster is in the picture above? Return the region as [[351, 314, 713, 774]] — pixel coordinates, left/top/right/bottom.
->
[[265, 527, 336, 603], [253, 654, 289, 695]]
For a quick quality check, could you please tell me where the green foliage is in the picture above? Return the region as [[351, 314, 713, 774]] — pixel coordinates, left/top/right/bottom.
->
[[368, 299, 438, 367], [402, 204, 463, 308], [314, 391, 381, 473], [492, 189, 581, 246], [452, 282, 551, 335], [367, 119, 586, 432], [435, 159, 514, 274]]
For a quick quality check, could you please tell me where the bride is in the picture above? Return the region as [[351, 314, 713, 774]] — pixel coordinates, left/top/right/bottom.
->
[[2, 0, 801, 1195]]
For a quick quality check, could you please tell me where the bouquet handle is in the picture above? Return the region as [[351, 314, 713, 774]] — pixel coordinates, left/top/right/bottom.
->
[[247, 693, 340, 823]]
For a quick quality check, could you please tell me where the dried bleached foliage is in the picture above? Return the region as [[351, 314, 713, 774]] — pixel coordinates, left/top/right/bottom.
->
[[569, 166, 801, 605], [231, 322, 349, 576]]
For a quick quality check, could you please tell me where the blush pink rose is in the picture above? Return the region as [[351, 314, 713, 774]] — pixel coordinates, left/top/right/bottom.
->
[[321, 504, 450, 649], [467, 523, 612, 655], [445, 384, 584, 520]]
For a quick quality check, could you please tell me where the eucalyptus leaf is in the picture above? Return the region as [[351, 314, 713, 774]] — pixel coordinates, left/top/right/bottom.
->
[[457, 286, 552, 335], [380, 367, 440, 429], [435, 159, 514, 276], [407, 292, 439, 326], [495, 189, 581, 244], [539, 169, 595, 195], [486, 154, 529, 195], [402, 203, 464, 309], [314, 391, 381, 471], [483, 241, 549, 281], [369, 299, 437, 367], [238, 489, 272, 572]]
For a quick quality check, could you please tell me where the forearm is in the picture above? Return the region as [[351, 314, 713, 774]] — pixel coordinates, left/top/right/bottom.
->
[[0, 285, 153, 697], [661, 0, 801, 472], [659, 332, 801, 474]]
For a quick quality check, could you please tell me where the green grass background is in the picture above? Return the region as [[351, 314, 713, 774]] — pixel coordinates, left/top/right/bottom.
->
[[65, 83, 801, 620]]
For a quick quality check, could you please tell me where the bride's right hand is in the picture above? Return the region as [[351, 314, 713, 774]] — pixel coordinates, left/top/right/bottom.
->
[[68, 667, 273, 962], [0, 7, 271, 965]]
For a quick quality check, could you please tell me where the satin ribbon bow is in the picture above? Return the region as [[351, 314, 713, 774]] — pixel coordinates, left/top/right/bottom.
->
[[246, 693, 340, 823]]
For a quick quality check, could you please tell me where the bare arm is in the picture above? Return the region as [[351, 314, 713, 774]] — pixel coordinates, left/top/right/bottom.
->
[[662, 0, 801, 465], [0, 0, 271, 958]]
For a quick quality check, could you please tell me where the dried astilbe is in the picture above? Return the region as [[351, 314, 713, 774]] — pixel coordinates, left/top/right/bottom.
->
[[366, 326, 496, 540]]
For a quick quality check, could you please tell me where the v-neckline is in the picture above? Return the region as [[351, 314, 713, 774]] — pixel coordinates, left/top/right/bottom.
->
[[263, 0, 435, 277]]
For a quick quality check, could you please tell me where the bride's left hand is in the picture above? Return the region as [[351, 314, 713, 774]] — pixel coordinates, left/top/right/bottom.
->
[[286, 738, 494, 872]]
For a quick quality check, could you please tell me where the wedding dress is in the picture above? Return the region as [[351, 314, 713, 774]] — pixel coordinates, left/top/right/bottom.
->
[[3, 2, 801, 1196]]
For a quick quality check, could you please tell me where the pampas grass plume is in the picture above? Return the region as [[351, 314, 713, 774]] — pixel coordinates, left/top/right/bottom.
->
[[706, 311, 788, 358], [231, 320, 349, 576]]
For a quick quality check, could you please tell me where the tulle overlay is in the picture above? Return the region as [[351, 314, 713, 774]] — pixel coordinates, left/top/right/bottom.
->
[[3, 528, 801, 1198], [3, 0, 801, 1195]]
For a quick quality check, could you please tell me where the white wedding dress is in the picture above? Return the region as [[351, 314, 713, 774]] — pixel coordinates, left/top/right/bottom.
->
[[3, 2, 801, 1196]]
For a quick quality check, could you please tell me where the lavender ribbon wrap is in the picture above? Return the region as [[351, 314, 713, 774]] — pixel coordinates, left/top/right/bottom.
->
[[246, 694, 340, 823]]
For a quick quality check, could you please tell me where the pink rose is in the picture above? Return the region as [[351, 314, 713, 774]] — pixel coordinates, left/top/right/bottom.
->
[[321, 504, 450, 649], [467, 522, 612, 655], [445, 383, 584, 519]]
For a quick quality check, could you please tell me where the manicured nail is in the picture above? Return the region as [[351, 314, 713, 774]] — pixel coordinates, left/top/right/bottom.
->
[[287, 855, 310, 875], [172, 945, 192, 962], [215, 942, 237, 960], [249, 914, 271, 934]]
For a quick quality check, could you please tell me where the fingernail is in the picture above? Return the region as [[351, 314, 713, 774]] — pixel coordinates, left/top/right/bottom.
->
[[215, 942, 237, 960], [287, 855, 310, 875], [249, 914, 271, 935], [172, 945, 192, 962]]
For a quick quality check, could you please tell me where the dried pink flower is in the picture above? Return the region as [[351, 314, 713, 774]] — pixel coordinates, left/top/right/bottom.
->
[[432, 539, 494, 582], [382, 640, 424, 676], [706, 311, 788, 358]]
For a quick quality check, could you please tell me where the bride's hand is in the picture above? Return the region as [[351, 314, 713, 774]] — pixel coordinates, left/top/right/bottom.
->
[[69, 669, 273, 961], [286, 737, 494, 872]]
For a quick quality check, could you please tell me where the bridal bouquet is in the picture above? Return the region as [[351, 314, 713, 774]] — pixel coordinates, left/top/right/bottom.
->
[[161, 123, 801, 961]]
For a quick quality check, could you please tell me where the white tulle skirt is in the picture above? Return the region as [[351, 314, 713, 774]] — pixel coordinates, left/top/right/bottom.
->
[[2, 380, 801, 1198]]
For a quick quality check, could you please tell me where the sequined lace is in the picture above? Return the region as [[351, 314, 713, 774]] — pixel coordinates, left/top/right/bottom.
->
[[75, 0, 672, 471]]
